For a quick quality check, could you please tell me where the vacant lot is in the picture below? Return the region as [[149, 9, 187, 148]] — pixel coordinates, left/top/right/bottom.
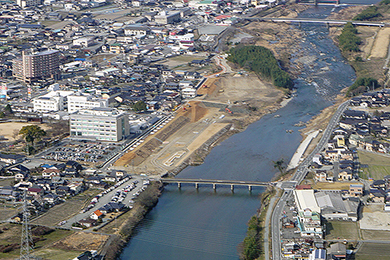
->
[[325, 221, 360, 240], [360, 204, 390, 231], [31, 189, 100, 226], [358, 150, 390, 180], [356, 243, 390, 260], [0, 122, 50, 142]]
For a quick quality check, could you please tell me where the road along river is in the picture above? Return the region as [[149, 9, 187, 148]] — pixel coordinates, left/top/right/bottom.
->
[[119, 3, 378, 259]]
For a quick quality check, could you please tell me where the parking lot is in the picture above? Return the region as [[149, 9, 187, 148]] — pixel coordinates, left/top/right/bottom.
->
[[41, 140, 123, 165], [61, 175, 148, 229]]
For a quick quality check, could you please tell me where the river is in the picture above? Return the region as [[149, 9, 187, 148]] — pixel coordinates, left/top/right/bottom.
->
[[119, 2, 379, 259]]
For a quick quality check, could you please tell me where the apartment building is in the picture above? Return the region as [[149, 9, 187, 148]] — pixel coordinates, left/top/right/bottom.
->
[[12, 50, 60, 83], [16, 0, 41, 7], [69, 108, 130, 141]]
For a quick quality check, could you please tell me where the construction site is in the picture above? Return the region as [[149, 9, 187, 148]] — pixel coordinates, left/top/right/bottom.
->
[[113, 71, 285, 176]]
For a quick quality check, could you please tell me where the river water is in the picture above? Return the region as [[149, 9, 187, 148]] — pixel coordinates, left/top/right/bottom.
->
[[119, 2, 379, 259]]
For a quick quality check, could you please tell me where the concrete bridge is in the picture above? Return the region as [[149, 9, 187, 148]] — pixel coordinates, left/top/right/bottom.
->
[[244, 17, 386, 27], [161, 178, 272, 191]]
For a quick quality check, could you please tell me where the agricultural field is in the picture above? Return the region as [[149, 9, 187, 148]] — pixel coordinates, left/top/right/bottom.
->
[[356, 243, 390, 260], [358, 151, 390, 180]]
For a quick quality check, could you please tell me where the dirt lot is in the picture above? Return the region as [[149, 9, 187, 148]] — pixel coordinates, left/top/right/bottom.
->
[[312, 182, 358, 191], [360, 204, 390, 231], [0, 122, 50, 142], [370, 28, 390, 59], [52, 232, 108, 251]]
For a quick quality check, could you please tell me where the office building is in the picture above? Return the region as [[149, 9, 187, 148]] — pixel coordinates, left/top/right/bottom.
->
[[70, 108, 130, 141]]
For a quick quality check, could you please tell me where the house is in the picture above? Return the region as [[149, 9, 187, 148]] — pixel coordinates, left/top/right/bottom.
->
[[338, 169, 353, 181], [14, 171, 29, 182], [79, 218, 97, 228], [349, 184, 364, 197], [108, 202, 125, 212], [329, 242, 346, 260], [56, 186, 72, 197], [64, 161, 82, 176], [42, 167, 61, 178], [0, 186, 17, 200], [369, 189, 386, 203], [27, 186, 43, 196], [42, 193, 59, 204], [309, 249, 326, 260], [90, 209, 104, 220], [0, 153, 25, 165], [371, 179, 386, 189]]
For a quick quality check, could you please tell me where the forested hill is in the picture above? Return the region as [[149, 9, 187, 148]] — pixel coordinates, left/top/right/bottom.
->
[[227, 46, 294, 90]]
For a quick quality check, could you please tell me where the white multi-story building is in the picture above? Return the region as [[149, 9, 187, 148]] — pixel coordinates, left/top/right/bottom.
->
[[32, 91, 74, 112], [67, 93, 108, 113], [124, 25, 150, 38], [69, 108, 130, 141], [73, 36, 95, 47]]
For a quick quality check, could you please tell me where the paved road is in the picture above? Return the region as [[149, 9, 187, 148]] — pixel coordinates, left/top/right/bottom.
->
[[243, 17, 386, 27], [264, 196, 277, 259], [270, 100, 350, 260]]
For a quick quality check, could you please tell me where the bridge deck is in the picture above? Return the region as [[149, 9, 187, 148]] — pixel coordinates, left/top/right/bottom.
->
[[161, 178, 270, 186]]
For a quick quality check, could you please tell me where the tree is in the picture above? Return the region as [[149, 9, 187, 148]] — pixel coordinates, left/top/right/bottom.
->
[[4, 104, 12, 115], [132, 101, 147, 112], [273, 158, 285, 175], [19, 125, 46, 146]]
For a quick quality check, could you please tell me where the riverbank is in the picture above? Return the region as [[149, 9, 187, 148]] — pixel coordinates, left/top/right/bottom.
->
[[99, 181, 163, 260]]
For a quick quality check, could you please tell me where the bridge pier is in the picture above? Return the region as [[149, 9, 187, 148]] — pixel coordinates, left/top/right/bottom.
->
[[213, 183, 216, 190], [231, 184, 234, 192], [195, 183, 199, 189], [248, 185, 252, 191], [178, 182, 181, 189]]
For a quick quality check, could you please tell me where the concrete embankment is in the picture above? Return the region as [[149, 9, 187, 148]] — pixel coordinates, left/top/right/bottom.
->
[[286, 130, 319, 171]]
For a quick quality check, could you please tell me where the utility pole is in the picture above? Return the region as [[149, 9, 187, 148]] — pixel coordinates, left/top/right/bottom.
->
[[20, 191, 35, 260]]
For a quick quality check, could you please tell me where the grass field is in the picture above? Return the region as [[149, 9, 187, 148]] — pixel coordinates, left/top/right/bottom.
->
[[358, 150, 390, 180], [0, 223, 77, 259], [31, 189, 100, 226], [325, 221, 360, 240], [356, 243, 390, 260]]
